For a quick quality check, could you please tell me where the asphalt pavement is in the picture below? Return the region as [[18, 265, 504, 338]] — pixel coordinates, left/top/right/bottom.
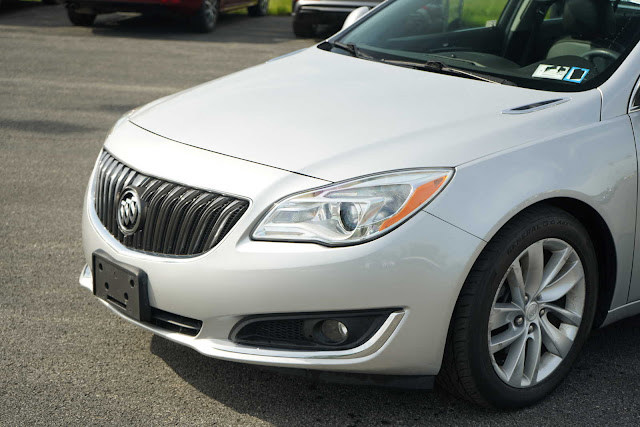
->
[[2, 3, 640, 426]]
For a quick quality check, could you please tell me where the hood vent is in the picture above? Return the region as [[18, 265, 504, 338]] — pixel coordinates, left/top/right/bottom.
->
[[503, 98, 570, 115]]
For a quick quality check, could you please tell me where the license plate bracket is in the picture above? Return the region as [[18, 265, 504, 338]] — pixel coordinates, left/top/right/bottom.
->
[[92, 250, 151, 322]]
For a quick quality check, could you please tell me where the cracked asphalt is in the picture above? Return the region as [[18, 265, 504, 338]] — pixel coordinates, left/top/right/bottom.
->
[[2, 2, 640, 425]]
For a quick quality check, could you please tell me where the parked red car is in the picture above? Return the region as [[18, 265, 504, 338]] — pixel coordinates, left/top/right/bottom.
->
[[65, 0, 269, 32]]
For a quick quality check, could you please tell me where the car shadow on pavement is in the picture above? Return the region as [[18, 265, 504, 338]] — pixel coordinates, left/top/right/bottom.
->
[[149, 335, 470, 425], [0, 1, 41, 13], [149, 314, 640, 423], [0, 118, 97, 134]]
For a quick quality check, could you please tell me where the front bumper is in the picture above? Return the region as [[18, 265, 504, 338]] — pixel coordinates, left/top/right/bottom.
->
[[80, 121, 484, 375]]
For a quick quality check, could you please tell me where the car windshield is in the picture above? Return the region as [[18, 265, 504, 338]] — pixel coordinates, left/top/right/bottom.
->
[[334, 0, 640, 91]]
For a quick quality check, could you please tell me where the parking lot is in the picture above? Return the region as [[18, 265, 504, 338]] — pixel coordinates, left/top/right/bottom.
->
[[2, 3, 640, 425]]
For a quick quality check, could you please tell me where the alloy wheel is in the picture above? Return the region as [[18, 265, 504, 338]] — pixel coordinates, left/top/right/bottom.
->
[[259, 0, 269, 15], [203, 0, 218, 28], [488, 238, 586, 388]]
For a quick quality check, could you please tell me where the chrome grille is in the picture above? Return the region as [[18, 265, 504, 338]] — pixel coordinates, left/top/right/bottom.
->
[[93, 150, 249, 256]]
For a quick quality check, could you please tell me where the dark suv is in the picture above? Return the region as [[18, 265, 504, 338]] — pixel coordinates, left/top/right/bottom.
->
[[291, 0, 380, 37]]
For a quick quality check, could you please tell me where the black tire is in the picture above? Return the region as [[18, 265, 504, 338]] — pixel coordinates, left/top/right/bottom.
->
[[248, 0, 268, 16], [293, 17, 313, 38], [191, 0, 218, 33], [67, 6, 96, 26], [437, 205, 598, 409]]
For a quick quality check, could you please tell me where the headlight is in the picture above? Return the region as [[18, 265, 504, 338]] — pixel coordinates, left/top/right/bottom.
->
[[252, 169, 453, 246]]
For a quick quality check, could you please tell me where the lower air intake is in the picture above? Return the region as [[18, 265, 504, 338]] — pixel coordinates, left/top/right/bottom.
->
[[230, 309, 398, 351], [150, 307, 202, 337]]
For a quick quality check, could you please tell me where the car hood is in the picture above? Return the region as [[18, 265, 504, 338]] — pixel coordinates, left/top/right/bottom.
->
[[129, 47, 601, 182]]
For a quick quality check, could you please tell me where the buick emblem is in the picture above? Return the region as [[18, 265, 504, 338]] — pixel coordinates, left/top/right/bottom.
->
[[117, 187, 143, 235]]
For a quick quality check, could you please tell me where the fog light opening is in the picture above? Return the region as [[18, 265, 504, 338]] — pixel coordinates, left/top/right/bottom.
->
[[231, 309, 400, 351], [318, 319, 349, 345]]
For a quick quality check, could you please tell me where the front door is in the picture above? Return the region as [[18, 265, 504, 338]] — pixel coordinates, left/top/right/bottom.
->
[[627, 82, 640, 301]]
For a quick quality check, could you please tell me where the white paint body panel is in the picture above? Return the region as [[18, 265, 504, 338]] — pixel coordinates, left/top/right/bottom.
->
[[81, 39, 640, 375], [129, 48, 601, 181], [82, 123, 485, 374], [426, 116, 638, 309]]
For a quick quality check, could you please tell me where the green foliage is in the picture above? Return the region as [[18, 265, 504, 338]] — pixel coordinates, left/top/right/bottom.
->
[[461, 0, 509, 27], [268, 0, 292, 15]]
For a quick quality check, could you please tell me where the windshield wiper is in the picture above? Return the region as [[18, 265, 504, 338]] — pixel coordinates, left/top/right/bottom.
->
[[328, 42, 516, 87], [332, 41, 376, 61], [380, 59, 517, 86]]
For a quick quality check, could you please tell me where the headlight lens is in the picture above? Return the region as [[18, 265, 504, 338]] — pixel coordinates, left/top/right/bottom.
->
[[252, 169, 453, 246]]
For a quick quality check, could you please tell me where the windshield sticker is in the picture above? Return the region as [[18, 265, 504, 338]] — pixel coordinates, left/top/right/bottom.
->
[[563, 67, 590, 84], [532, 65, 571, 80]]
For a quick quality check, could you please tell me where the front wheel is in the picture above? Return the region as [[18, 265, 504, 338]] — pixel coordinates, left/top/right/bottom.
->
[[67, 6, 96, 26], [438, 206, 598, 408], [191, 0, 219, 33], [248, 0, 268, 16]]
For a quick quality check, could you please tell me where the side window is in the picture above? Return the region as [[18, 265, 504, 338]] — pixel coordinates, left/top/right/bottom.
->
[[632, 85, 640, 112], [545, 1, 564, 20], [447, 0, 464, 29], [447, 0, 510, 30], [402, 0, 511, 37], [396, 0, 513, 39]]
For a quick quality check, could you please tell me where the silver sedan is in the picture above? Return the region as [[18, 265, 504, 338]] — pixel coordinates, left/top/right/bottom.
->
[[80, 0, 640, 409]]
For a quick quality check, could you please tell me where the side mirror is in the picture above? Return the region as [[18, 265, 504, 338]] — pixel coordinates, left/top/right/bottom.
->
[[341, 6, 370, 30]]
